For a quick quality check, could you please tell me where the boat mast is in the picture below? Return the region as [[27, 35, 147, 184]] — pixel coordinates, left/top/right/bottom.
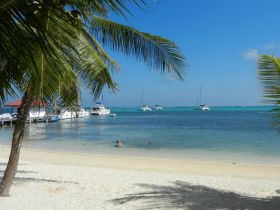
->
[[140, 87, 144, 106], [196, 86, 202, 106], [200, 86, 202, 105]]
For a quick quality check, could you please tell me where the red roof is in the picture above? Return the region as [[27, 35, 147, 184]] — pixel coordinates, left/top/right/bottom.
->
[[5, 99, 46, 107]]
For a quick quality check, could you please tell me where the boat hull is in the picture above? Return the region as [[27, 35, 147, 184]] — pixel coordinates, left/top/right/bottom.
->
[[90, 110, 110, 115]]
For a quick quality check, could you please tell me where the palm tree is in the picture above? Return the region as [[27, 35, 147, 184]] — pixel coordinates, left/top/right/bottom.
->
[[257, 55, 280, 130], [0, 0, 185, 196]]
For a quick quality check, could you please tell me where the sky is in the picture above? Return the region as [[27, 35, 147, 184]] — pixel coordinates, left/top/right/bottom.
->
[[82, 0, 280, 107]]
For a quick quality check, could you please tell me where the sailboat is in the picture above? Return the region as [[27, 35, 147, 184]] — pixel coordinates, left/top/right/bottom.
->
[[195, 87, 210, 111], [154, 94, 163, 110], [139, 88, 152, 111], [154, 104, 163, 110]]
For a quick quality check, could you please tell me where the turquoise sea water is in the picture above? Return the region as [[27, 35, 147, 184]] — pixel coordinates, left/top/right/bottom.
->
[[1, 106, 280, 164]]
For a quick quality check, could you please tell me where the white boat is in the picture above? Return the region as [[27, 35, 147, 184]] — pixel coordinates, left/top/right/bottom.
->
[[90, 103, 110, 115], [29, 107, 46, 119], [76, 108, 90, 118], [154, 104, 163, 110], [195, 87, 210, 111], [199, 104, 210, 111], [58, 110, 76, 120], [139, 88, 152, 111], [44, 115, 59, 122], [140, 105, 152, 111], [0, 113, 13, 119]]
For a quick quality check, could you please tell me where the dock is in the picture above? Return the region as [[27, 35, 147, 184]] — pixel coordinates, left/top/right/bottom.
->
[[0, 118, 16, 126]]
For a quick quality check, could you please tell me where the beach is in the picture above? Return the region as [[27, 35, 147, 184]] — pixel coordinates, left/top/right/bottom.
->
[[1, 145, 280, 210], [2, 0, 280, 209]]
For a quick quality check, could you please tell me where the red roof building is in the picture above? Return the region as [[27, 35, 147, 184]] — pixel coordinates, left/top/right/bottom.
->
[[5, 100, 46, 107], [5, 99, 47, 114]]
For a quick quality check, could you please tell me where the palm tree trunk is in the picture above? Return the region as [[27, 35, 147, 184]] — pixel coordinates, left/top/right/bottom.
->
[[0, 7, 50, 197], [0, 90, 33, 196]]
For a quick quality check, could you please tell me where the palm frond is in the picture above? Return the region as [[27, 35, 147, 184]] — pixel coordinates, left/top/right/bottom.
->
[[82, 29, 120, 71], [257, 54, 280, 130], [66, 0, 147, 19], [76, 36, 117, 99], [90, 16, 186, 80]]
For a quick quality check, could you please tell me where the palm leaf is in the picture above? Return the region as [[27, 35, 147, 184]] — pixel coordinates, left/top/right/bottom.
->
[[89, 16, 186, 80], [82, 29, 120, 71], [257, 55, 280, 130]]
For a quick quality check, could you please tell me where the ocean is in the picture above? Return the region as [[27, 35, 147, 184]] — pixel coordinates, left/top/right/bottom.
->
[[1, 106, 280, 165]]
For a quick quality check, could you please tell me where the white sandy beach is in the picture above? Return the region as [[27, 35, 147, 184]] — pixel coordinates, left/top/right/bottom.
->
[[0, 145, 280, 210]]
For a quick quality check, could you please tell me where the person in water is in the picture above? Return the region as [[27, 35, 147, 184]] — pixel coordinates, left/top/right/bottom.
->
[[115, 139, 123, 148]]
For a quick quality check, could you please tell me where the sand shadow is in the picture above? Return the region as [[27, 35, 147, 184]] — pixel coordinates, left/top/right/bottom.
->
[[0, 170, 37, 174], [0, 162, 77, 184], [110, 181, 280, 210], [11, 177, 77, 184]]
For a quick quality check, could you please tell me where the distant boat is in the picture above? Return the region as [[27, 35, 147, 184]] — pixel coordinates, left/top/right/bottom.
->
[[90, 102, 110, 115], [0, 113, 13, 120], [45, 115, 59, 122], [58, 110, 76, 120], [195, 87, 210, 111], [198, 104, 210, 111], [154, 94, 163, 110], [140, 105, 152, 111], [139, 88, 152, 111], [76, 108, 90, 118], [154, 104, 163, 110]]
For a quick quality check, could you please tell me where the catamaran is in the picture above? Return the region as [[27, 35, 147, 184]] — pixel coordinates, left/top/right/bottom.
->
[[154, 94, 163, 110], [140, 105, 152, 111], [154, 104, 163, 110], [139, 88, 152, 111], [198, 104, 210, 111], [195, 87, 210, 111]]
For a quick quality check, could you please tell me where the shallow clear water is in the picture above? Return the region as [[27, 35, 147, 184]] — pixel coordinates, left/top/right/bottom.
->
[[1, 106, 280, 164]]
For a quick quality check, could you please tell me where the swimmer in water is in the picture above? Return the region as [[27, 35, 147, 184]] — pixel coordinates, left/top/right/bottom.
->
[[115, 139, 123, 148]]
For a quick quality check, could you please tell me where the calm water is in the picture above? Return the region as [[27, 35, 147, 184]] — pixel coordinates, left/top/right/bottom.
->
[[1, 106, 280, 164]]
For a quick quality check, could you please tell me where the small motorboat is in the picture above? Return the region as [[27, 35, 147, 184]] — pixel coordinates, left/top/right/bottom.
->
[[90, 102, 111, 115]]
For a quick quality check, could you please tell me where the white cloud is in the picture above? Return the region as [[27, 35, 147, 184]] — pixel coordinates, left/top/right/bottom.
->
[[242, 49, 258, 60], [264, 43, 275, 49]]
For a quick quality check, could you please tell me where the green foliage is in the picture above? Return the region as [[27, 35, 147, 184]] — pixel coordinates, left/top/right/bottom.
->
[[257, 55, 280, 130], [0, 0, 186, 108]]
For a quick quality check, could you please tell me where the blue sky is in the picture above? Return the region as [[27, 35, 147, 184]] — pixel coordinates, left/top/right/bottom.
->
[[82, 0, 280, 107]]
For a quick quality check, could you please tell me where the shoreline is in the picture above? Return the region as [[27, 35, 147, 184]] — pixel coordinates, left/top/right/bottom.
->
[[1, 144, 280, 167], [1, 145, 280, 179], [1, 143, 280, 167]]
